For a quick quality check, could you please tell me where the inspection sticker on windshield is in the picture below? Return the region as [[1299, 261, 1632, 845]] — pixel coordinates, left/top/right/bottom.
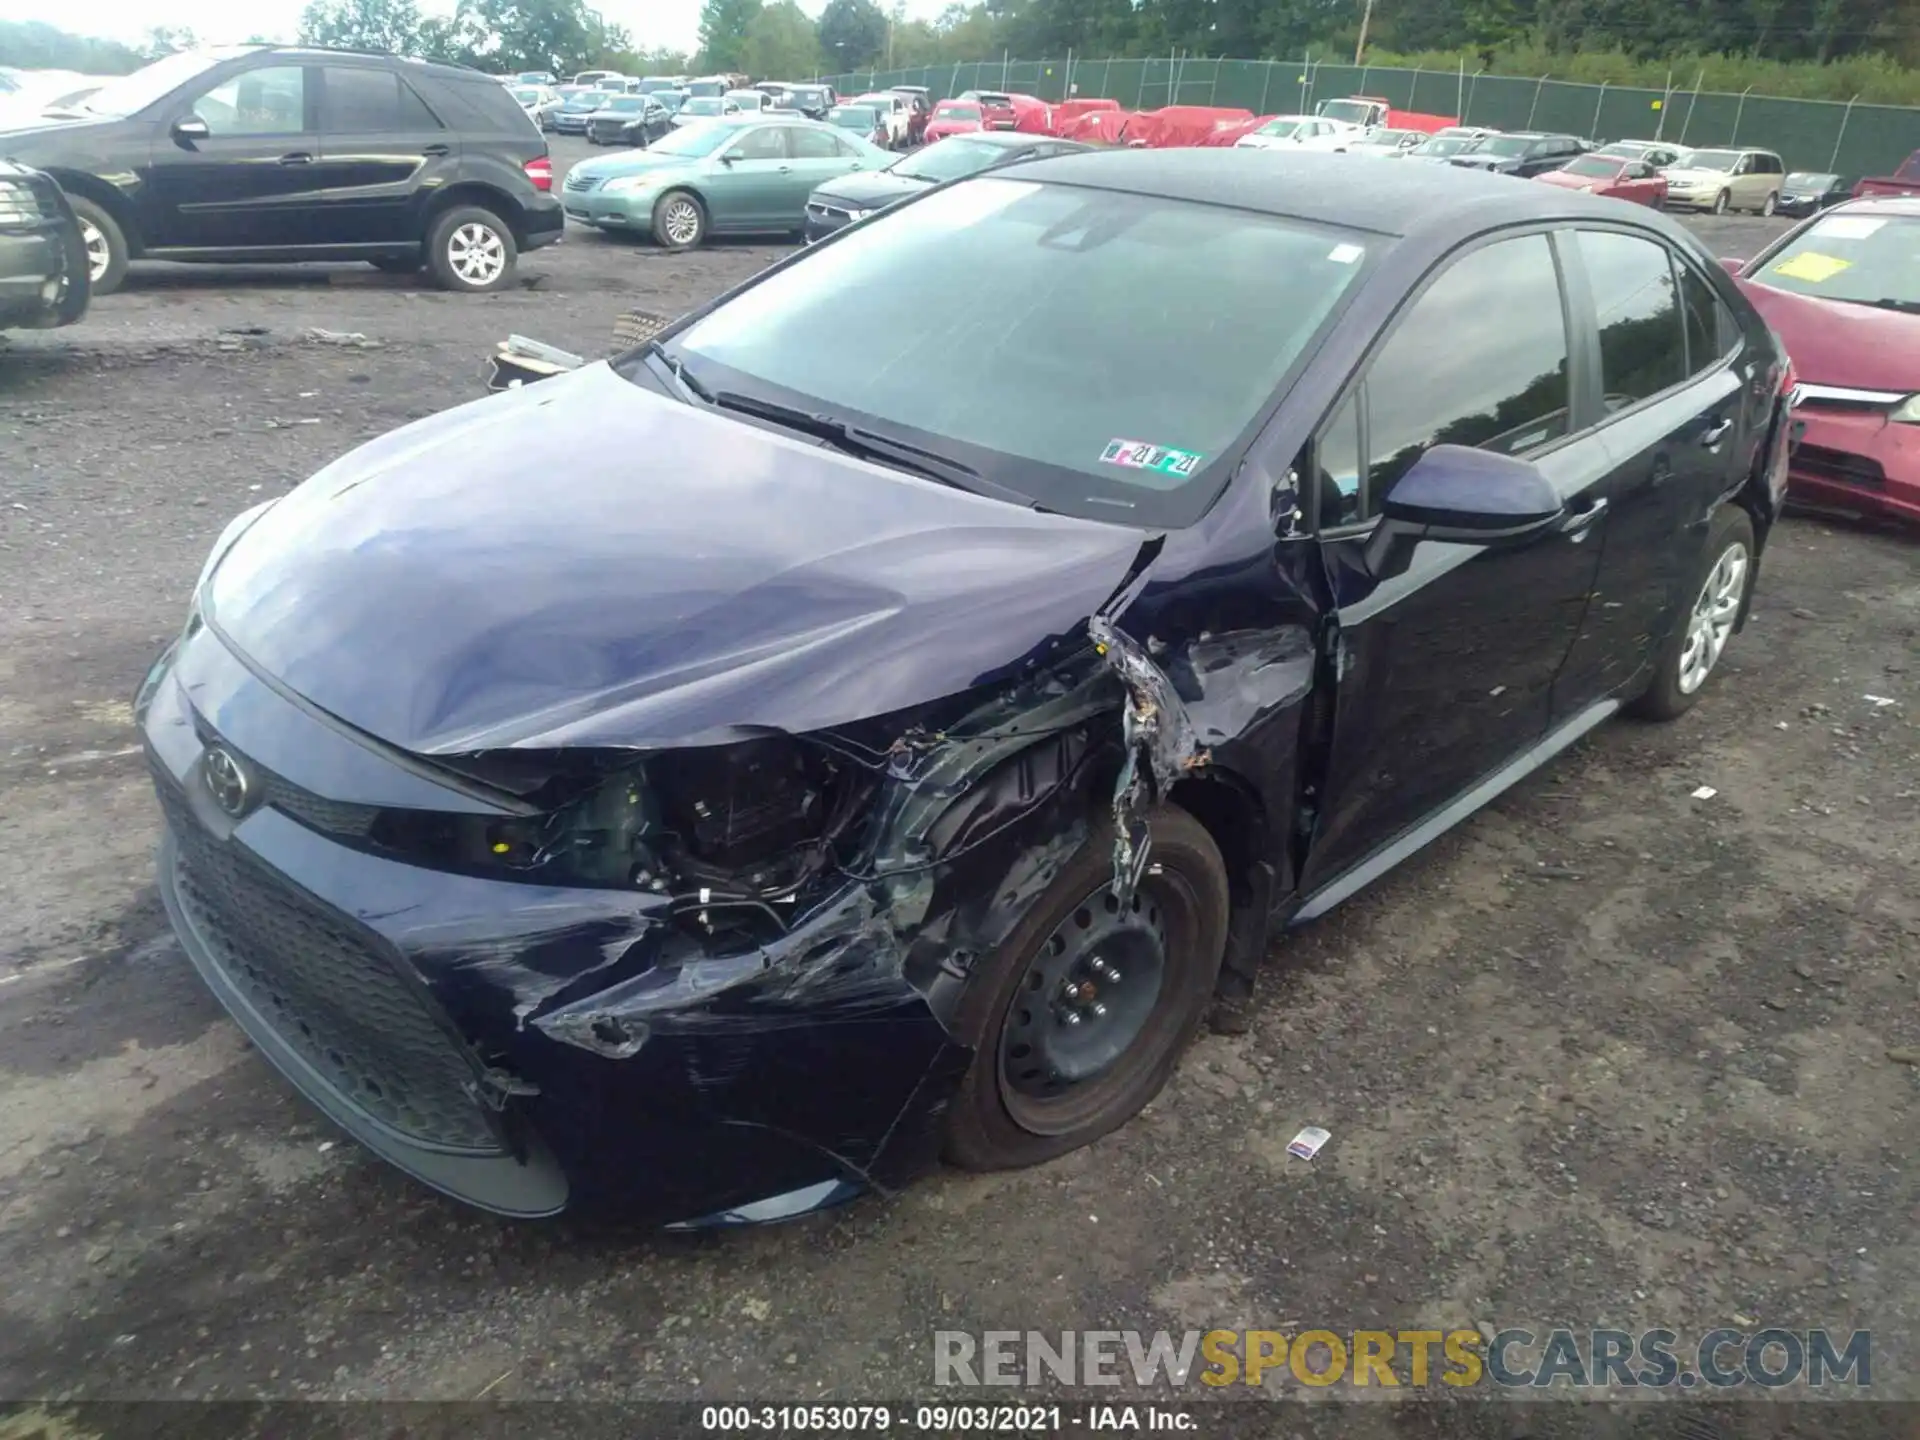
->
[[1773, 251, 1852, 283], [1101, 439, 1203, 477]]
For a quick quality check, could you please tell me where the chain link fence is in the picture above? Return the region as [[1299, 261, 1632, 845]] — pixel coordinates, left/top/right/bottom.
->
[[821, 57, 1917, 179]]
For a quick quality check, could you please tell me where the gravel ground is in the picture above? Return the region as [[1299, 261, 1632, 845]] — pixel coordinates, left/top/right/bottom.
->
[[1, 144, 1916, 1421]]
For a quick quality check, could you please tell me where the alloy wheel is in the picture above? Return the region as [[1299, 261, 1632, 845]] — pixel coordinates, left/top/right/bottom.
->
[[1677, 541, 1749, 694], [78, 217, 111, 284], [447, 222, 506, 286], [660, 198, 701, 246], [1762, 192, 1777, 216]]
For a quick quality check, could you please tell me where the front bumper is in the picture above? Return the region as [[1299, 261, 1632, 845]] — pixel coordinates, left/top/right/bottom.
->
[[553, 115, 592, 133], [803, 199, 857, 243], [139, 622, 977, 1223], [559, 183, 662, 234], [1786, 404, 1920, 526], [0, 215, 88, 330]]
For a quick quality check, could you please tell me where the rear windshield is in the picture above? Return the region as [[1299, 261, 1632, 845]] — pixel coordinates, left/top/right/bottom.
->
[[1479, 136, 1535, 157], [665, 177, 1370, 526], [935, 102, 980, 119], [1561, 155, 1624, 178], [1785, 172, 1837, 187], [681, 97, 724, 115], [1750, 212, 1920, 309]]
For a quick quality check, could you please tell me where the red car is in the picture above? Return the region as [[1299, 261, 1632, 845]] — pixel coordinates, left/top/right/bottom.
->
[[1534, 154, 1668, 207], [1731, 196, 1920, 526], [923, 96, 993, 144]]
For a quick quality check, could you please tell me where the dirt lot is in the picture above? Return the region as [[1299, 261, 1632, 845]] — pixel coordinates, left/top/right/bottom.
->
[[1, 144, 1916, 1419]]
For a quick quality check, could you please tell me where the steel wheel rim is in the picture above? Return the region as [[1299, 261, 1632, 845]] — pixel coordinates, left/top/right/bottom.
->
[[997, 877, 1183, 1136], [661, 199, 700, 245], [1678, 541, 1749, 694], [448, 222, 505, 284], [78, 217, 110, 283]]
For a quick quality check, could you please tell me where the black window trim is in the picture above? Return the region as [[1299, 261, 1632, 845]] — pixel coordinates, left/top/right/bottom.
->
[[1304, 221, 1587, 538], [1557, 221, 1742, 439]]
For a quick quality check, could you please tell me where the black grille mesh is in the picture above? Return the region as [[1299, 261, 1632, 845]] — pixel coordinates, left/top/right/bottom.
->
[[156, 771, 502, 1154]]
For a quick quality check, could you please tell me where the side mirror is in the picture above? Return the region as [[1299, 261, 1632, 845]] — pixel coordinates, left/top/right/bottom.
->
[[172, 115, 211, 142], [1720, 257, 1746, 275], [1366, 445, 1564, 570]]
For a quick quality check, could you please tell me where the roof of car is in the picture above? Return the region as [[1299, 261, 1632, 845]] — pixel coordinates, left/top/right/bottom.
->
[[1003, 148, 1662, 238]]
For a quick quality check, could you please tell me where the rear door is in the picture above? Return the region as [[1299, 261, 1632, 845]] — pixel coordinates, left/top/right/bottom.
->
[[1299, 229, 1612, 892], [144, 62, 323, 248], [785, 124, 871, 210], [313, 65, 454, 244], [1550, 228, 1743, 716]]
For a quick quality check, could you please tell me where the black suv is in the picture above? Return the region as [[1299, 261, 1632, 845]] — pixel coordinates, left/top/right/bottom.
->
[[0, 46, 562, 293], [1449, 132, 1591, 178]]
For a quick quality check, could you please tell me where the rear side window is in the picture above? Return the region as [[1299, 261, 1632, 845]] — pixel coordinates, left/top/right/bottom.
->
[[790, 126, 851, 159], [425, 76, 531, 134], [1676, 259, 1736, 373], [1576, 230, 1687, 408], [1362, 234, 1571, 507], [322, 68, 439, 132]]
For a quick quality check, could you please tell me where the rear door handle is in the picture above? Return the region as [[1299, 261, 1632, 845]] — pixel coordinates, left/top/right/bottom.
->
[[422, 143, 451, 157], [1559, 495, 1608, 537], [278, 152, 313, 165], [777, 164, 792, 173], [1701, 417, 1735, 449]]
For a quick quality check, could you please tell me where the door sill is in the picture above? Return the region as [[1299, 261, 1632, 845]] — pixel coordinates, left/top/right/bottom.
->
[[1290, 697, 1621, 925]]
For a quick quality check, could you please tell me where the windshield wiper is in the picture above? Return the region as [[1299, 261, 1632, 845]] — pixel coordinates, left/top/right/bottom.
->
[[640, 339, 714, 404], [710, 389, 1045, 508], [1868, 297, 1920, 315]]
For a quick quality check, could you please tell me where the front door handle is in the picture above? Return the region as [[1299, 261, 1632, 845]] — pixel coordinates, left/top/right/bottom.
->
[[1559, 495, 1608, 537], [278, 151, 313, 165], [777, 164, 792, 173], [1700, 417, 1735, 449], [422, 143, 451, 157]]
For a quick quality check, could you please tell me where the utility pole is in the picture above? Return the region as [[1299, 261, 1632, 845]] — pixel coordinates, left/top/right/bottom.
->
[[1353, 0, 1373, 64]]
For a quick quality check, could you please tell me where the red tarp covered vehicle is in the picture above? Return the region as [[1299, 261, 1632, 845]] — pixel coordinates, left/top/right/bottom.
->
[[1200, 114, 1282, 147], [1049, 97, 1119, 136], [1056, 108, 1142, 145], [1125, 105, 1254, 149]]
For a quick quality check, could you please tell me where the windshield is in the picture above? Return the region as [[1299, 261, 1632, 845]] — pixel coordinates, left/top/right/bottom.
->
[[892, 137, 1014, 183], [1479, 136, 1535, 157], [1257, 119, 1303, 138], [516, 73, 548, 83], [1317, 100, 1375, 125], [1366, 129, 1418, 146], [511, 87, 542, 103], [934, 102, 980, 120], [687, 80, 725, 97], [1750, 213, 1920, 308], [726, 92, 763, 108], [80, 51, 225, 117], [829, 106, 879, 127], [604, 96, 644, 112], [681, 97, 723, 115], [1413, 136, 1477, 156], [1786, 172, 1837, 188], [646, 123, 734, 157], [1562, 155, 1624, 178], [665, 177, 1370, 526], [567, 91, 608, 109], [1678, 149, 1741, 172]]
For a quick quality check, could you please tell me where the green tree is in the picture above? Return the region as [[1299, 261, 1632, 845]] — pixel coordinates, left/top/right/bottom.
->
[[819, 0, 889, 66], [742, 1, 821, 77], [141, 25, 199, 58], [0, 20, 147, 73], [299, 0, 425, 54], [698, 0, 764, 70]]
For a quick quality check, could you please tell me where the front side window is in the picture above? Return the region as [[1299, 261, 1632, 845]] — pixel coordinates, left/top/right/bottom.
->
[[193, 65, 307, 136], [1577, 230, 1687, 408], [1315, 391, 1364, 527], [1677, 258, 1737, 372], [1363, 235, 1570, 505], [724, 126, 787, 161], [667, 177, 1371, 526]]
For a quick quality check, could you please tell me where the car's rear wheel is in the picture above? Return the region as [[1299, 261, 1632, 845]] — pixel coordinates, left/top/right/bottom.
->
[[66, 196, 128, 296], [944, 806, 1229, 1170], [652, 190, 707, 250], [1760, 191, 1778, 216], [1631, 505, 1756, 721], [1712, 189, 1731, 214], [426, 206, 517, 292]]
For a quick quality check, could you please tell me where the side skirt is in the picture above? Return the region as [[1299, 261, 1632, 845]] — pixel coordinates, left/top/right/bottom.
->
[[1289, 698, 1620, 925]]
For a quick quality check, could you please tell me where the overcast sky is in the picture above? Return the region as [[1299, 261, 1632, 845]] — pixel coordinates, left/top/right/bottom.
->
[[12, 0, 950, 66]]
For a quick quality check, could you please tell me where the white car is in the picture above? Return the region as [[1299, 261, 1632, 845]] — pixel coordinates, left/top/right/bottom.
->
[[1345, 127, 1427, 157], [1234, 115, 1363, 153], [510, 84, 562, 131], [851, 92, 912, 148]]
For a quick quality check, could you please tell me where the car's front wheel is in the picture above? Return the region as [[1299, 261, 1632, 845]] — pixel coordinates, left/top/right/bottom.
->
[[944, 805, 1229, 1170], [651, 190, 707, 250], [425, 205, 517, 292], [1631, 505, 1756, 721], [65, 195, 129, 296], [1712, 189, 1731, 214]]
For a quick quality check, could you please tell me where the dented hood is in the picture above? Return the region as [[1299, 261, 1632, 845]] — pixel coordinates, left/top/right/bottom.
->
[[206, 363, 1147, 754]]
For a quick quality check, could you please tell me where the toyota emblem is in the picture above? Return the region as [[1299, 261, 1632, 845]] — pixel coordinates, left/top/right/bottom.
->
[[203, 746, 251, 817]]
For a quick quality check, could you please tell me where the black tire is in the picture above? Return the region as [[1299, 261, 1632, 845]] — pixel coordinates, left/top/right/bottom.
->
[[650, 189, 707, 251], [1630, 505, 1757, 722], [944, 805, 1230, 1171], [1712, 189, 1731, 214], [65, 195, 129, 297], [425, 205, 517, 293]]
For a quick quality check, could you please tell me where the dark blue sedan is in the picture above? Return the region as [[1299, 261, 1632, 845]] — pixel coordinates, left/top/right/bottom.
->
[[139, 150, 1793, 1226]]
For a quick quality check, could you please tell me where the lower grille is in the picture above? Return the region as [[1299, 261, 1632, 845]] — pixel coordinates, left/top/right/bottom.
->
[[155, 771, 501, 1154], [1793, 442, 1886, 491]]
